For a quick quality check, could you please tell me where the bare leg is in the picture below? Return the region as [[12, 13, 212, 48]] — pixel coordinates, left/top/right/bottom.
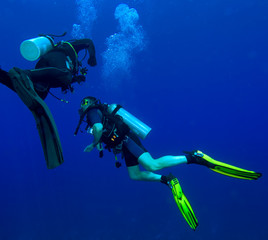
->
[[127, 165, 162, 182], [138, 152, 187, 172]]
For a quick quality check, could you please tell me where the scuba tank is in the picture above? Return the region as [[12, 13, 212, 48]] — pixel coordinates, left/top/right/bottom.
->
[[20, 32, 67, 61], [107, 104, 151, 140], [20, 35, 55, 61]]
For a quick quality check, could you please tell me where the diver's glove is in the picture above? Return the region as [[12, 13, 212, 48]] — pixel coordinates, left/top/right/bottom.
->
[[184, 150, 262, 180], [161, 173, 198, 230], [80, 67, 88, 76], [88, 56, 97, 67]]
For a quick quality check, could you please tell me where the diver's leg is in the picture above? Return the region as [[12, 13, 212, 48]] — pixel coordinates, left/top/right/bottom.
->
[[138, 152, 187, 172], [127, 165, 162, 181], [30, 67, 72, 89], [128, 163, 198, 230], [32, 51, 73, 90]]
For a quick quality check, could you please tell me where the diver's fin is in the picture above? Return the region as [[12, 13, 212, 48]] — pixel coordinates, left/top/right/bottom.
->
[[185, 150, 262, 180], [166, 174, 198, 230], [0, 68, 9, 80], [31, 104, 64, 169], [8, 67, 64, 169], [0, 68, 16, 92]]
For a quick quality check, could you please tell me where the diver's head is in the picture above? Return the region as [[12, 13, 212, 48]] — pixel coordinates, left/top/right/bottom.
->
[[75, 96, 98, 136], [79, 96, 97, 113]]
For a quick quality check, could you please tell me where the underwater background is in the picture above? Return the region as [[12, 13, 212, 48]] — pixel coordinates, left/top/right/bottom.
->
[[0, 0, 267, 239]]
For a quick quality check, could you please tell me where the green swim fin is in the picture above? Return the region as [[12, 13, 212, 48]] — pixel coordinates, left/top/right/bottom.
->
[[163, 174, 198, 230], [8, 67, 64, 169], [185, 150, 262, 180]]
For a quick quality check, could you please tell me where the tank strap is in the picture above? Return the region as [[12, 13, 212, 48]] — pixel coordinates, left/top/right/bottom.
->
[[38, 34, 55, 47], [111, 104, 122, 116]]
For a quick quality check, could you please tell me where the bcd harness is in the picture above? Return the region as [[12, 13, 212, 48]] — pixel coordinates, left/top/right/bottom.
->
[[46, 41, 88, 100], [37, 33, 88, 78], [74, 101, 130, 166]]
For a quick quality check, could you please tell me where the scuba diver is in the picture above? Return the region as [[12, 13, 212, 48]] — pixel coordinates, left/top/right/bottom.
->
[[0, 33, 97, 169], [75, 96, 262, 230]]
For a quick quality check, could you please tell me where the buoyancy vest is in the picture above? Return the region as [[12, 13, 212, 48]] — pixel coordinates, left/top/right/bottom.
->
[[75, 102, 130, 148]]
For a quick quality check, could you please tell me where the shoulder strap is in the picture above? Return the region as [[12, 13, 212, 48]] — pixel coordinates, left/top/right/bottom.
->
[[111, 104, 122, 116]]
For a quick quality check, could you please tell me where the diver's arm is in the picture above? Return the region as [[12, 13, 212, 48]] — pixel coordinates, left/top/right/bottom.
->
[[84, 123, 103, 152], [71, 39, 97, 66], [92, 123, 103, 146]]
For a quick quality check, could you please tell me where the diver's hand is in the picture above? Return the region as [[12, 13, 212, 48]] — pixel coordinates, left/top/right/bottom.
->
[[72, 75, 86, 84], [80, 67, 88, 75], [88, 56, 97, 66], [96, 143, 103, 152], [84, 143, 95, 153]]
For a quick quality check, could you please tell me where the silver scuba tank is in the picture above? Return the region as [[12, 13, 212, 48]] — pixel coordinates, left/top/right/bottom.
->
[[20, 36, 54, 61], [107, 104, 152, 140]]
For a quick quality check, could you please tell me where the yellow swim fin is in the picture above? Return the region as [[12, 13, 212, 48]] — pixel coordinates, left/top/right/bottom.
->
[[185, 150, 262, 180], [170, 178, 198, 230], [162, 174, 198, 230]]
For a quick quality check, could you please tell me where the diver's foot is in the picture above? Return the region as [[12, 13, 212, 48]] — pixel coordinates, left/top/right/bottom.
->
[[8, 67, 39, 110], [184, 150, 214, 167], [161, 173, 176, 188]]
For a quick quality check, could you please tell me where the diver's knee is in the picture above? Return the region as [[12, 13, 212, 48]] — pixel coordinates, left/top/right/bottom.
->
[[144, 163, 160, 172], [128, 172, 142, 181], [138, 154, 159, 172], [138, 161, 159, 172]]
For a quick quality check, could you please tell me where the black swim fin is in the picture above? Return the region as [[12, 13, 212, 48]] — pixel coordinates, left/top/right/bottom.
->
[[0, 68, 16, 91], [0, 68, 8, 79], [8, 67, 64, 169]]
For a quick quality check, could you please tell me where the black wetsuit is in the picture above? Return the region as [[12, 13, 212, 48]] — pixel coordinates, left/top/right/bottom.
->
[[0, 38, 97, 169], [86, 107, 147, 167], [0, 38, 97, 99]]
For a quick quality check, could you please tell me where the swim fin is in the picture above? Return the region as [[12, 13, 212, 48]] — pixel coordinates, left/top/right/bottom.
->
[[184, 150, 262, 180], [8, 67, 64, 169], [163, 174, 198, 230], [0, 68, 16, 91], [0, 68, 9, 81]]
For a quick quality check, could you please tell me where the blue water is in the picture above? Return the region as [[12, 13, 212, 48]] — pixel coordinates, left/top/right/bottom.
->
[[0, 0, 267, 239]]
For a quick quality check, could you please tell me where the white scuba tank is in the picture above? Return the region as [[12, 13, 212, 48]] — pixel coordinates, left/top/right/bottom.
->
[[107, 104, 152, 140], [20, 36, 54, 61]]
